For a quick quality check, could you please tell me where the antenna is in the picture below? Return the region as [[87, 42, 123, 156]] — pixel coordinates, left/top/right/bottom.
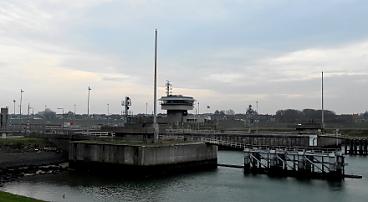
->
[[166, 80, 172, 96]]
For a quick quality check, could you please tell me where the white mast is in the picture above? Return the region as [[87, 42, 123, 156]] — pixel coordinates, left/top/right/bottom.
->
[[153, 29, 159, 143], [321, 71, 324, 132]]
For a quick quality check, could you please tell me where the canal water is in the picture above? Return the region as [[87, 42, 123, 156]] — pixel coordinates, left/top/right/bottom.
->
[[1, 151, 367, 202]]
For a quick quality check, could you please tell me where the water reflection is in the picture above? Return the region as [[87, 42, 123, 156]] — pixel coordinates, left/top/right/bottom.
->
[[1, 151, 367, 202]]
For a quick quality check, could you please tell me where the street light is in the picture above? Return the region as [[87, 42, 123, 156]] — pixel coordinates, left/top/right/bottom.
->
[[58, 107, 65, 131], [12, 100, 16, 116], [87, 86, 92, 117], [19, 89, 24, 132], [145, 102, 148, 116], [107, 104, 110, 126]]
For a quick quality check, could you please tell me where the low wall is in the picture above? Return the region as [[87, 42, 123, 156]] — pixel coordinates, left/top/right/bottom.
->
[[69, 141, 217, 169], [318, 136, 341, 147]]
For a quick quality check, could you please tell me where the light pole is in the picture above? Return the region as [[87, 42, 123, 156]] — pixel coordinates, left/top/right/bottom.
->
[[321, 71, 324, 132], [197, 102, 200, 115], [19, 89, 24, 132], [145, 102, 148, 116], [27, 103, 30, 125], [197, 101, 200, 130], [58, 107, 65, 131], [87, 86, 92, 117], [256, 100, 259, 133], [107, 104, 110, 126], [12, 100, 16, 116]]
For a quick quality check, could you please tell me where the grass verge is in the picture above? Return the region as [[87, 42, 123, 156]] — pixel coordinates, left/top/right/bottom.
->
[[0, 137, 51, 150], [0, 191, 45, 202]]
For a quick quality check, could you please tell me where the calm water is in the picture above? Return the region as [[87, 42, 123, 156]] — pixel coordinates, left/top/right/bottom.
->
[[1, 151, 367, 202]]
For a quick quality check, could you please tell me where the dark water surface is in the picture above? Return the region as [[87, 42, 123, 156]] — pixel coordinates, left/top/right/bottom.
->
[[1, 151, 367, 202]]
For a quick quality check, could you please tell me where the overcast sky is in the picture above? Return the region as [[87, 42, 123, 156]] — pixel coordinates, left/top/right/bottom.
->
[[0, 0, 367, 115]]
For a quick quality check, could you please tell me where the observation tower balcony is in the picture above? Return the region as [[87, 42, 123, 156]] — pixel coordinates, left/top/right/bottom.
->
[[160, 95, 195, 111]]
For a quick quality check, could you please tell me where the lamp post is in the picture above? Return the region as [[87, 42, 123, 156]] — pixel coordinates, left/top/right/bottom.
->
[[57, 107, 65, 131], [19, 89, 24, 132], [107, 104, 110, 126], [87, 86, 92, 117], [12, 100, 16, 116], [321, 71, 324, 132], [197, 101, 200, 130], [145, 102, 148, 116]]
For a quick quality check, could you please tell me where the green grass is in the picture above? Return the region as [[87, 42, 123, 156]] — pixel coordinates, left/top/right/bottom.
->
[[339, 129, 368, 137], [0, 137, 51, 148], [0, 191, 45, 202]]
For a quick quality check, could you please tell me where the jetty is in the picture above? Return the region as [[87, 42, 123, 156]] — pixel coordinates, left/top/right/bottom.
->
[[243, 147, 345, 179]]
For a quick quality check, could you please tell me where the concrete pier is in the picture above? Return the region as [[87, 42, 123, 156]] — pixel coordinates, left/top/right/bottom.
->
[[69, 140, 217, 175]]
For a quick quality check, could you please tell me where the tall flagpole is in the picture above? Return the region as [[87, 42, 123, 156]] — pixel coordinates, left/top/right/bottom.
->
[[321, 71, 324, 132], [153, 29, 159, 143]]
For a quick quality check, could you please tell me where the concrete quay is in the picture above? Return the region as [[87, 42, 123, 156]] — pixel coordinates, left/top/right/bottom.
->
[[69, 140, 217, 175]]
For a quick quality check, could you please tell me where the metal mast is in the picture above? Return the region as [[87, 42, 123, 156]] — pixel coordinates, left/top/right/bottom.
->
[[321, 71, 324, 132], [19, 89, 24, 129], [153, 29, 159, 143], [87, 86, 91, 117]]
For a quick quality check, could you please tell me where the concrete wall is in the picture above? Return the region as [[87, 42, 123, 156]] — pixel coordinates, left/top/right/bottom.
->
[[318, 136, 341, 147], [69, 142, 217, 167], [140, 143, 217, 166]]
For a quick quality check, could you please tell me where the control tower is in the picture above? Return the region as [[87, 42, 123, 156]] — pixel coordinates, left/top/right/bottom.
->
[[160, 81, 195, 124]]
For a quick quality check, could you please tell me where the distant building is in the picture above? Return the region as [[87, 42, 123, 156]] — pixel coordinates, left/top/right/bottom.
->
[[186, 114, 211, 123]]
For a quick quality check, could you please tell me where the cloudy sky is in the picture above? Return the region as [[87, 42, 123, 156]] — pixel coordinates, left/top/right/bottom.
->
[[0, 0, 367, 115]]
